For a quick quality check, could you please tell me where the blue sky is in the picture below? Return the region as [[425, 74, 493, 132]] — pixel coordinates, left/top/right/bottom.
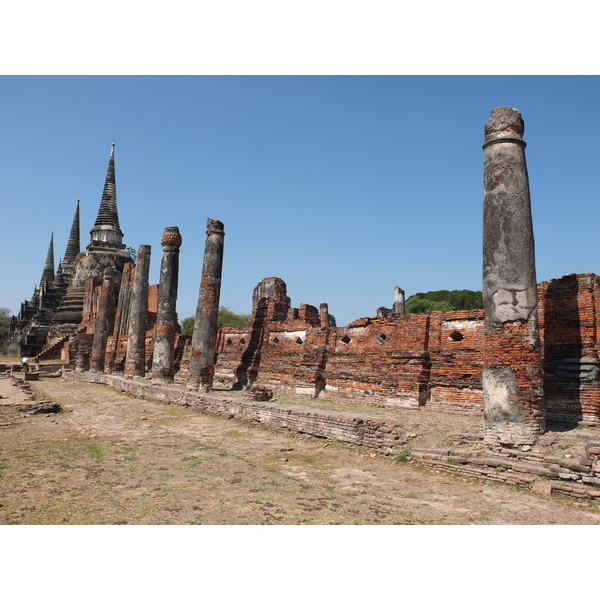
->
[[2, 75, 600, 326]]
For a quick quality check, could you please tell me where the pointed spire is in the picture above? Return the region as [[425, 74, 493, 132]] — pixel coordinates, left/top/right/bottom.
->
[[63, 199, 80, 264], [40, 233, 55, 286], [95, 143, 120, 229], [54, 260, 65, 289], [89, 143, 124, 247]]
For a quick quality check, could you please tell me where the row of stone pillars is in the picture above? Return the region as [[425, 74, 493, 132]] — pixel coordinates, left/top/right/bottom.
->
[[86, 106, 543, 449], [85, 219, 225, 391]]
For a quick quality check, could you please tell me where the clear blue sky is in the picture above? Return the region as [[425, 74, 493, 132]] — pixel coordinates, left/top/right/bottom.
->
[[2, 76, 600, 326]]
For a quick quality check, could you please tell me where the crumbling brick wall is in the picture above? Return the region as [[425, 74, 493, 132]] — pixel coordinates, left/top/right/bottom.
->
[[73, 271, 600, 424], [210, 275, 600, 424], [538, 273, 600, 423], [247, 320, 329, 397], [426, 310, 485, 412], [321, 315, 430, 407]]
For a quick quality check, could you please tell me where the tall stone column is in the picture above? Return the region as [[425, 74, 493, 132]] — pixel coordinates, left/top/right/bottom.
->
[[124, 245, 151, 377], [187, 219, 225, 392], [393, 286, 405, 316], [151, 227, 182, 382], [482, 107, 544, 447], [90, 267, 119, 373]]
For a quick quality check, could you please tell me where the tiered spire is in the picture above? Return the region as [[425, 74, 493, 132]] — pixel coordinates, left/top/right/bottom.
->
[[89, 143, 124, 246], [40, 233, 55, 286], [63, 199, 80, 264]]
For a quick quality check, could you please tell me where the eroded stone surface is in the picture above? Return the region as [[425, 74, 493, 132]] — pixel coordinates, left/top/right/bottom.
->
[[482, 107, 544, 446]]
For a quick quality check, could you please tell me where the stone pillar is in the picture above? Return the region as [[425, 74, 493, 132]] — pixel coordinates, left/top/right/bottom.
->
[[90, 267, 119, 373], [319, 303, 329, 328], [393, 286, 405, 316], [187, 219, 225, 391], [75, 347, 90, 372], [124, 245, 151, 377], [151, 227, 182, 382], [482, 107, 544, 447]]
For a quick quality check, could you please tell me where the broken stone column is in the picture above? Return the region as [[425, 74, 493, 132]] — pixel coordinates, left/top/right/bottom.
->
[[90, 267, 119, 373], [151, 227, 182, 382], [187, 219, 225, 392], [376, 307, 391, 317], [124, 245, 151, 377], [393, 286, 405, 316], [482, 107, 544, 447], [319, 303, 330, 328], [74, 346, 90, 372]]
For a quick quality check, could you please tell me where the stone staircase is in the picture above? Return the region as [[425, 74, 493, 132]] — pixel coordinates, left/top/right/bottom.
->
[[35, 334, 71, 362]]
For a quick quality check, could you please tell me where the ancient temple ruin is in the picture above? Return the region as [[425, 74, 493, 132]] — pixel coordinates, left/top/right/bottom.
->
[[4, 107, 600, 448], [50, 143, 133, 340], [2, 200, 81, 356]]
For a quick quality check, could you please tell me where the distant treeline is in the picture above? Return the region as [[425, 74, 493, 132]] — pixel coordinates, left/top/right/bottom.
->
[[181, 307, 250, 335], [405, 290, 483, 314]]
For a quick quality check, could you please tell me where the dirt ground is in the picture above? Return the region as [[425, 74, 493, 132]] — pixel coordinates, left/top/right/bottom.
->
[[1, 374, 600, 525]]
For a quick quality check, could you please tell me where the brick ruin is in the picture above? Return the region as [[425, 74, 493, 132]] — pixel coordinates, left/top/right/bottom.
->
[[4, 108, 600, 469], [54, 262, 600, 430], [202, 273, 600, 427]]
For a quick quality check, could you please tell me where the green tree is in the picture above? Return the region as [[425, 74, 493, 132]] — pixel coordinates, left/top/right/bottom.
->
[[180, 306, 250, 336], [181, 316, 194, 336], [405, 290, 483, 314], [218, 306, 250, 328], [127, 246, 137, 262], [0, 307, 11, 338]]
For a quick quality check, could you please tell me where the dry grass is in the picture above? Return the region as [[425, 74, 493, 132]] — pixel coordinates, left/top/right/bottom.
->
[[0, 376, 599, 525]]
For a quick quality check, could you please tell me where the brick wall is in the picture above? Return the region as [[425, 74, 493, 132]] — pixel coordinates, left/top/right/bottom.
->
[[427, 311, 485, 412], [73, 272, 600, 424], [538, 273, 600, 423]]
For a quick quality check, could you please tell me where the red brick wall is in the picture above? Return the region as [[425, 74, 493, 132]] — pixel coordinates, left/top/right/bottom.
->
[[538, 273, 600, 423], [75, 271, 600, 424], [211, 279, 600, 424], [427, 311, 485, 412], [321, 316, 430, 406]]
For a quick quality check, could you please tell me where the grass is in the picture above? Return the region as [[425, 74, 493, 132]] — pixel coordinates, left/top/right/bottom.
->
[[394, 447, 411, 463], [85, 443, 105, 459], [4, 377, 597, 525]]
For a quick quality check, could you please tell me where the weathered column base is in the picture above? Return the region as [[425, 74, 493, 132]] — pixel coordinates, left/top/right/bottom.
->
[[75, 350, 90, 372], [151, 326, 175, 383], [187, 381, 211, 393], [484, 421, 546, 449], [187, 367, 213, 393], [482, 364, 545, 449], [124, 351, 145, 378]]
